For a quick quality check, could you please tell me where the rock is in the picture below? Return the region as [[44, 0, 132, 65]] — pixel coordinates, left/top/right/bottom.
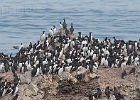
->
[[18, 96, 32, 100], [83, 73, 90, 82], [49, 87, 57, 95], [39, 75, 53, 89], [28, 83, 38, 96], [19, 71, 31, 84], [36, 93, 44, 100], [75, 96, 88, 100], [58, 72, 78, 84], [0, 72, 14, 82], [18, 84, 28, 96], [73, 67, 90, 82], [137, 67, 140, 74], [31, 75, 42, 85], [25, 89, 33, 97], [49, 80, 58, 95], [88, 73, 99, 79], [76, 67, 88, 75], [0, 95, 12, 100]]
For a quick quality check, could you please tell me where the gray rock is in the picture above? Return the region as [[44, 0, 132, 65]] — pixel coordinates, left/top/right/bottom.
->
[[18, 96, 32, 100], [25, 88, 33, 97], [28, 83, 38, 96], [18, 84, 28, 96], [19, 71, 31, 84], [31, 75, 42, 85]]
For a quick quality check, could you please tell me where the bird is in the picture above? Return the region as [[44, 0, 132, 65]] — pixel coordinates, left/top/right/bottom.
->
[[52, 25, 56, 34], [20, 63, 27, 73], [89, 93, 94, 100], [58, 66, 64, 75], [1, 79, 7, 87], [35, 65, 40, 76], [70, 23, 74, 34], [1, 86, 7, 96], [129, 67, 135, 75], [104, 86, 110, 99], [0, 62, 5, 72], [13, 73, 20, 86], [49, 28, 54, 37], [78, 32, 82, 39], [121, 70, 127, 79], [6, 83, 13, 95], [13, 46, 19, 49], [62, 19, 67, 29], [19, 43, 24, 51], [93, 88, 102, 99], [12, 84, 19, 94], [120, 59, 127, 70], [12, 94, 19, 100], [89, 32, 92, 42], [40, 31, 46, 44], [31, 67, 37, 77], [60, 22, 63, 29]]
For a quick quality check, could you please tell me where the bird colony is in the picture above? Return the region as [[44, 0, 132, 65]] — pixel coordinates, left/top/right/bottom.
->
[[0, 19, 140, 100]]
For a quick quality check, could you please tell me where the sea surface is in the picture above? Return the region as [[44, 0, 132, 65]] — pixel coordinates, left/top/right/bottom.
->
[[0, 0, 140, 55]]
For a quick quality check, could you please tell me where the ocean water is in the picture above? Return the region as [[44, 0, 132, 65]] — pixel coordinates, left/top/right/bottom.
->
[[0, 0, 140, 55]]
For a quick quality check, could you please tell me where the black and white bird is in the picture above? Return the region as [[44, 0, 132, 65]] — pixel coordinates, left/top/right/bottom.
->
[[12, 84, 19, 94], [93, 88, 102, 99], [62, 19, 67, 29], [32, 65, 40, 77], [6, 85, 13, 95], [104, 86, 110, 99], [20, 63, 27, 73], [19, 43, 24, 51], [49, 28, 54, 37], [12, 94, 19, 100], [121, 70, 127, 79], [13, 73, 20, 86], [53, 25, 56, 34], [60, 22, 63, 29], [1, 86, 7, 96], [89, 93, 95, 100], [70, 23, 74, 34], [129, 67, 135, 75], [40, 31, 46, 44]]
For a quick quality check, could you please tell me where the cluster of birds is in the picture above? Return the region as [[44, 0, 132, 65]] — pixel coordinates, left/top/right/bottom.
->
[[0, 19, 140, 99], [0, 72, 20, 99], [89, 86, 124, 100]]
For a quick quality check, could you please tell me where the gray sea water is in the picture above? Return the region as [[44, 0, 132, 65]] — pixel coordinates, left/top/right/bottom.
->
[[0, 0, 140, 55]]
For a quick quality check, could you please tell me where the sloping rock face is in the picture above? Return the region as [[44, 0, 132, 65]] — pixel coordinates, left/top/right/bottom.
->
[[0, 66, 140, 100], [57, 74, 99, 96], [98, 66, 140, 100]]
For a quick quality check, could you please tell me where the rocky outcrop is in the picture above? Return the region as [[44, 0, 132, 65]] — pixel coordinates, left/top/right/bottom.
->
[[0, 65, 140, 100], [0, 25, 140, 100], [98, 66, 140, 100]]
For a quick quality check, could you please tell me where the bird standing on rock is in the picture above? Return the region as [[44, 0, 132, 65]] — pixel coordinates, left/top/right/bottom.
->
[[129, 67, 135, 75], [70, 23, 74, 34], [63, 19, 67, 29], [40, 31, 45, 44], [12, 94, 19, 100], [89, 93, 95, 100], [49, 28, 54, 37], [19, 43, 24, 51], [12, 84, 19, 95], [53, 25, 56, 34], [121, 70, 127, 79], [93, 88, 102, 99], [60, 22, 63, 29], [104, 86, 110, 99]]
